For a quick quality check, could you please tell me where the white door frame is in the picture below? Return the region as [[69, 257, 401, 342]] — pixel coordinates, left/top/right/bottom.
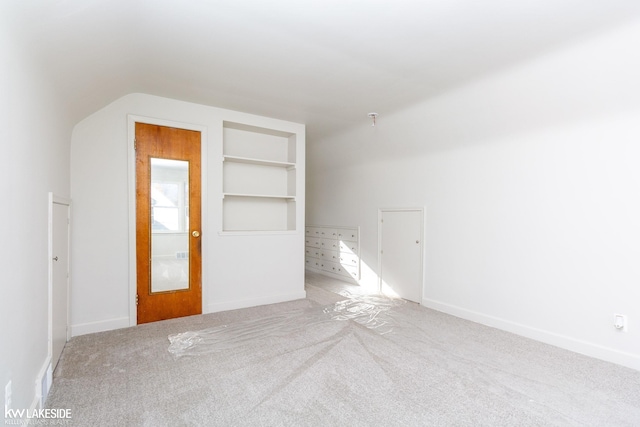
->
[[377, 207, 425, 300], [48, 193, 71, 364], [127, 115, 208, 326]]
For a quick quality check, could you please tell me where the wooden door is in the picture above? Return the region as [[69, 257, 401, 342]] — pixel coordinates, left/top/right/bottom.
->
[[379, 209, 424, 303], [136, 123, 202, 324]]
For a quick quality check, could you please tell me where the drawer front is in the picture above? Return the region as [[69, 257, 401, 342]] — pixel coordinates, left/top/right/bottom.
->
[[338, 240, 359, 255], [317, 227, 337, 239], [336, 228, 358, 243], [305, 238, 322, 249], [311, 261, 359, 280], [305, 247, 321, 258], [306, 226, 324, 237], [306, 226, 337, 238], [311, 259, 322, 269], [341, 264, 359, 279], [320, 249, 339, 262], [338, 252, 359, 266], [319, 237, 338, 251], [321, 260, 343, 275], [332, 264, 358, 279], [320, 261, 335, 273]]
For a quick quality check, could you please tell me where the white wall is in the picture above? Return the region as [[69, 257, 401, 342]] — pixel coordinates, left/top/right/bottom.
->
[[0, 5, 72, 415], [70, 93, 305, 335], [306, 20, 640, 370]]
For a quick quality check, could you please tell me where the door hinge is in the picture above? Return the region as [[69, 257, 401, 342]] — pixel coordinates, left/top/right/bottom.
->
[[134, 138, 137, 150], [136, 294, 139, 305]]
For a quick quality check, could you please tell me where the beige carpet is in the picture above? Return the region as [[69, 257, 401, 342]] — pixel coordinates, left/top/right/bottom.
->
[[46, 272, 640, 426]]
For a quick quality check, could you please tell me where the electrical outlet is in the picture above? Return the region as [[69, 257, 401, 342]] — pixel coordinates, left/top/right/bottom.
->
[[5, 380, 12, 410], [614, 314, 628, 332]]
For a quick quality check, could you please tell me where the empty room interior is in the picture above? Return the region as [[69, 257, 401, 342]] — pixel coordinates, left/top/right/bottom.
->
[[2, 0, 640, 425]]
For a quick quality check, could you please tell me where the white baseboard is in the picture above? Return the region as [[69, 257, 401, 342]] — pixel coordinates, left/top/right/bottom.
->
[[71, 293, 308, 334], [422, 297, 640, 372], [70, 317, 130, 337], [206, 291, 307, 313]]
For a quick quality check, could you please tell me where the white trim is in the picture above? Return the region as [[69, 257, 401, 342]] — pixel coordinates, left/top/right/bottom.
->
[[207, 291, 307, 313], [422, 297, 640, 371], [127, 115, 208, 327], [377, 207, 425, 300], [71, 317, 131, 337]]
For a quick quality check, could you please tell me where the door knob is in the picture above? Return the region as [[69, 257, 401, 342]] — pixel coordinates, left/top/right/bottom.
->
[[192, 230, 200, 238], [53, 256, 59, 261]]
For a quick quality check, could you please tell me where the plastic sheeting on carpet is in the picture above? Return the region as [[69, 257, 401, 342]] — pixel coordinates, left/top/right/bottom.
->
[[168, 292, 405, 358]]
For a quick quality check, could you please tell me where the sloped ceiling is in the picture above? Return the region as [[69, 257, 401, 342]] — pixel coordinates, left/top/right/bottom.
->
[[5, 0, 640, 140]]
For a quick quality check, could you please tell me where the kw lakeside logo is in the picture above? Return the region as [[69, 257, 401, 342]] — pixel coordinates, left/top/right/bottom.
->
[[4, 407, 72, 425]]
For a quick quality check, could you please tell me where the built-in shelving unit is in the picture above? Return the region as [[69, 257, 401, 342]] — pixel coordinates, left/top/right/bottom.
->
[[222, 121, 298, 232], [305, 225, 360, 283]]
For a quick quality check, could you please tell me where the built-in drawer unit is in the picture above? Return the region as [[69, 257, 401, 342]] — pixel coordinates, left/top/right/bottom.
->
[[304, 224, 360, 283], [320, 249, 339, 262]]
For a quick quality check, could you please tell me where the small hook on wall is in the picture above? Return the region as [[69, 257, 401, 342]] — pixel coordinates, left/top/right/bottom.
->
[[368, 112, 378, 127]]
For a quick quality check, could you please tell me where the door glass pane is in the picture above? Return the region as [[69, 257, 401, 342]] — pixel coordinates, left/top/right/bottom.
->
[[150, 158, 189, 293]]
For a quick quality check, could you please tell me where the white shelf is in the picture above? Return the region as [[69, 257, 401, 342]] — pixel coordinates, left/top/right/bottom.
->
[[223, 193, 295, 200], [223, 155, 295, 169], [219, 230, 297, 236]]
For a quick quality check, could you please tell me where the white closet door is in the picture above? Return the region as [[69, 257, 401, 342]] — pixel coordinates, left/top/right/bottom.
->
[[380, 209, 423, 303], [52, 200, 70, 370]]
